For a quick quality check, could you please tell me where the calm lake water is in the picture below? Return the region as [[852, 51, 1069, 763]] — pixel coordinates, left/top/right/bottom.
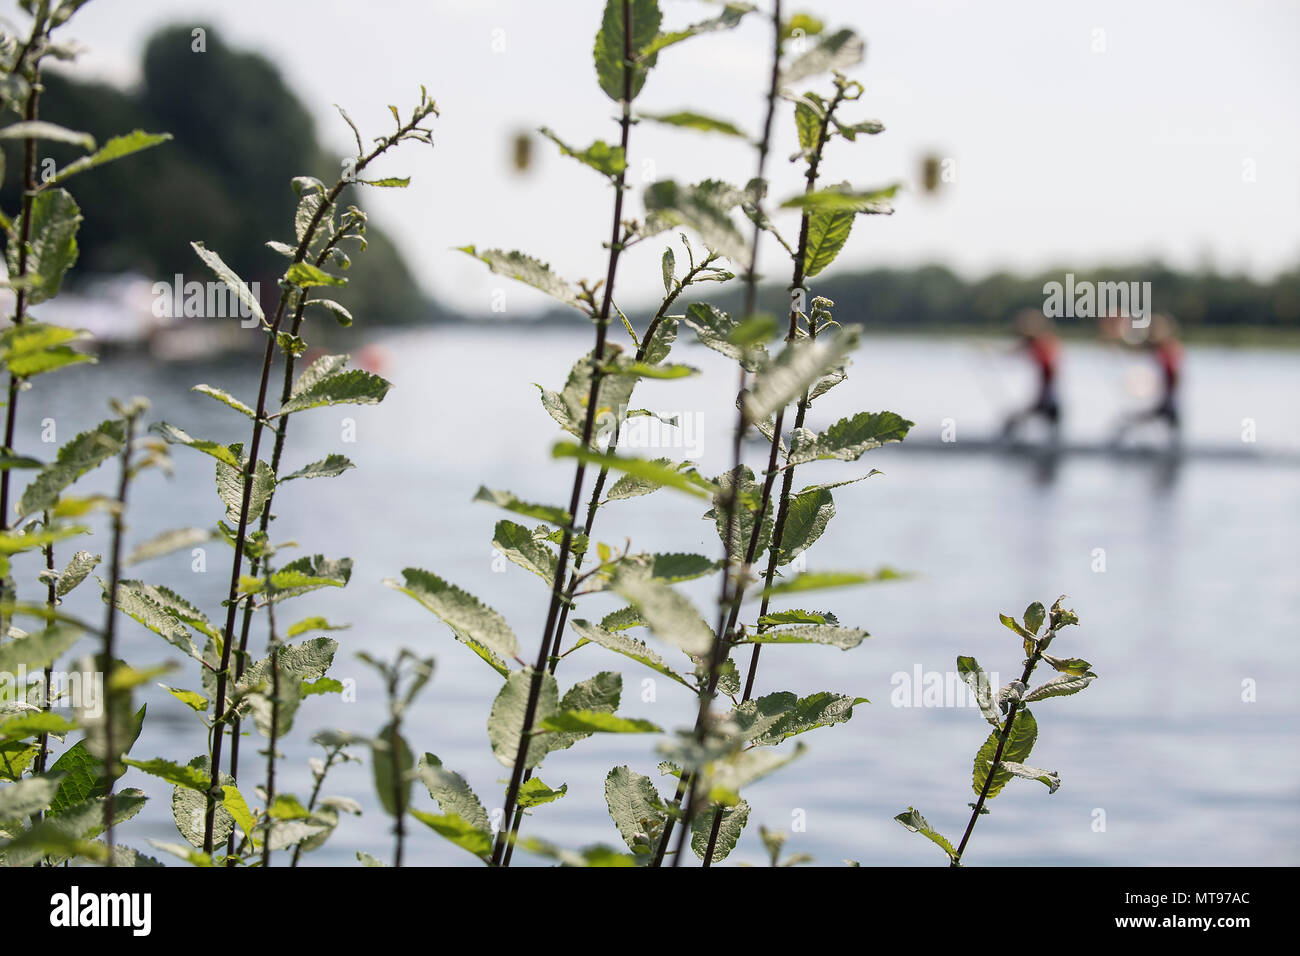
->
[[19, 325, 1300, 866]]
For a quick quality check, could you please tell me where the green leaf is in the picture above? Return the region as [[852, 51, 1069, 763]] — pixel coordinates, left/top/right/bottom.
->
[[49, 129, 171, 183], [894, 807, 958, 863], [758, 609, 838, 626], [739, 624, 867, 650], [972, 708, 1038, 799], [123, 757, 210, 792], [488, 668, 559, 770], [0, 321, 92, 377], [0, 773, 63, 818], [306, 298, 354, 327], [638, 110, 746, 138], [0, 624, 81, 673], [956, 656, 1000, 726], [104, 580, 214, 660], [569, 619, 693, 689], [776, 486, 834, 564], [372, 724, 414, 817], [410, 809, 492, 861], [191, 384, 255, 419], [6, 187, 83, 306], [1023, 673, 1096, 702], [593, 0, 662, 101], [126, 528, 210, 566], [832, 117, 885, 141], [642, 180, 747, 261], [692, 799, 749, 863], [743, 330, 860, 423], [1023, 601, 1047, 635], [537, 711, 660, 734], [779, 28, 864, 86], [611, 570, 714, 657], [604, 765, 666, 855], [788, 410, 913, 464], [47, 705, 146, 816], [215, 452, 276, 525], [803, 202, 854, 277], [553, 444, 714, 500], [161, 685, 207, 712], [281, 454, 355, 481], [750, 692, 866, 746], [151, 422, 242, 469], [474, 486, 572, 526], [539, 127, 627, 178], [683, 303, 768, 372], [190, 242, 264, 325], [998, 760, 1061, 793], [386, 568, 521, 666], [457, 246, 580, 309], [517, 777, 568, 809], [0, 711, 77, 742], [284, 261, 346, 288], [998, 613, 1036, 642], [660, 246, 675, 295], [640, 2, 751, 58], [762, 567, 905, 598], [239, 554, 352, 603], [780, 183, 897, 215], [1041, 654, 1095, 677], [492, 520, 558, 583], [220, 784, 259, 847], [417, 753, 490, 833], [277, 356, 391, 415], [0, 120, 95, 150]]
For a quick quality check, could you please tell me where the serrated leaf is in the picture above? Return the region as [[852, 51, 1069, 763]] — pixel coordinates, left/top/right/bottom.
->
[[6, 189, 82, 305], [152, 422, 242, 469], [957, 656, 1000, 726], [593, 0, 662, 101], [417, 753, 490, 833], [604, 765, 666, 854], [492, 520, 559, 583], [410, 809, 492, 861], [788, 410, 913, 465], [18, 419, 125, 517], [126, 528, 210, 566], [642, 180, 747, 261], [744, 330, 859, 423], [894, 807, 958, 863], [281, 454, 355, 481], [474, 486, 572, 526], [611, 571, 713, 657], [682, 302, 768, 372], [539, 127, 626, 178], [750, 692, 866, 746], [386, 568, 520, 664], [517, 777, 568, 809], [570, 619, 693, 689], [780, 28, 865, 86], [277, 360, 390, 416], [49, 129, 171, 183], [692, 799, 749, 863], [972, 708, 1038, 799], [458, 246, 580, 309], [739, 624, 867, 650], [538, 711, 660, 734], [190, 242, 264, 325], [776, 486, 833, 564], [1023, 673, 1095, 701], [191, 384, 255, 419]]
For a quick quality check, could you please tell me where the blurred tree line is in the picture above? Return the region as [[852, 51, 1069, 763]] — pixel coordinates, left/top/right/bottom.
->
[[0, 24, 438, 325]]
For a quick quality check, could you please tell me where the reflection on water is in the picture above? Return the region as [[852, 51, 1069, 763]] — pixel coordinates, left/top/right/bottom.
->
[[16, 326, 1299, 866]]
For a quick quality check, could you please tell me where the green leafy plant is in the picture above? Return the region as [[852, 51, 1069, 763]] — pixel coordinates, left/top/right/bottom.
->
[[895, 596, 1097, 865]]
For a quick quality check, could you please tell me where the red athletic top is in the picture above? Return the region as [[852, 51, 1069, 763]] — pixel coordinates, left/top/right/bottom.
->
[[1028, 336, 1060, 385], [1155, 340, 1182, 391]]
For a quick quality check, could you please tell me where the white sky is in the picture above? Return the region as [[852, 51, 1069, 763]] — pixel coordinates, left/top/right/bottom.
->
[[19, 0, 1300, 316]]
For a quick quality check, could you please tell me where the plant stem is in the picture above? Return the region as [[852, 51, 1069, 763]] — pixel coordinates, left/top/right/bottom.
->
[[203, 124, 426, 855], [660, 0, 784, 868], [101, 409, 138, 865], [225, 220, 357, 862], [739, 82, 846, 705], [0, 20, 46, 544], [389, 678, 405, 868], [289, 744, 342, 868], [489, 0, 635, 868], [499, 256, 721, 867], [260, 560, 280, 868], [952, 648, 1042, 865], [34, 512, 55, 781]]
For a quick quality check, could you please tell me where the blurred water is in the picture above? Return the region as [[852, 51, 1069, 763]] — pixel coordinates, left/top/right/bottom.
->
[[17, 325, 1299, 866]]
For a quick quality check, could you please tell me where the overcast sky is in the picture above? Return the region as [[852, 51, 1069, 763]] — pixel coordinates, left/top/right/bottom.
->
[[21, 0, 1300, 316]]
